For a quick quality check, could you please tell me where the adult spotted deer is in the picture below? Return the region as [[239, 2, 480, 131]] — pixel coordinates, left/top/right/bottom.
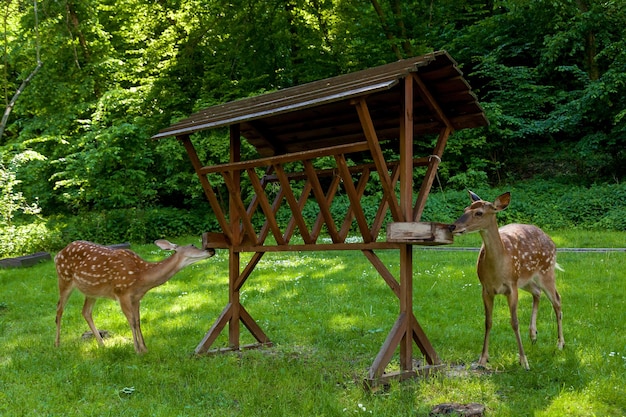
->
[[449, 191, 564, 369], [54, 240, 215, 353]]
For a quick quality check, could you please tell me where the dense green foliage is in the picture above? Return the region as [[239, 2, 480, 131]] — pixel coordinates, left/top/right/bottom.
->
[[1, 236, 625, 415], [2, 0, 625, 255], [2, 178, 624, 258]]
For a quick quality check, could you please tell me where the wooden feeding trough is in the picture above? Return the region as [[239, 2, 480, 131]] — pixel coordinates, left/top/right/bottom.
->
[[153, 51, 488, 387]]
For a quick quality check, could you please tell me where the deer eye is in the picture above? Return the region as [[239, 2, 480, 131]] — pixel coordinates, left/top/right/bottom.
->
[[475, 211, 483, 217]]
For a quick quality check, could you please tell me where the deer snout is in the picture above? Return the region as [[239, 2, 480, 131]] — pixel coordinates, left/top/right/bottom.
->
[[448, 223, 467, 235], [206, 248, 216, 257]]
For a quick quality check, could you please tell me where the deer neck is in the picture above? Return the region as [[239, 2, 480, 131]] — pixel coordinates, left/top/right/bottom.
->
[[478, 219, 506, 260], [141, 254, 186, 289]]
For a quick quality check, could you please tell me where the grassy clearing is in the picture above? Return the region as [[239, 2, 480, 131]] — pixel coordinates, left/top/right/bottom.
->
[[0, 233, 625, 416]]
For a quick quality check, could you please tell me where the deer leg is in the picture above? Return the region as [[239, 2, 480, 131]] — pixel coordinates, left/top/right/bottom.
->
[[529, 287, 541, 344], [553, 289, 565, 350], [479, 289, 494, 367], [118, 296, 147, 353], [544, 287, 565, 350], [507, 290, 529, 370], [131, 300, 147, 353], [82, 297, 105, 346], [539, 272, 565, 350], [55, 284, 74, 347]]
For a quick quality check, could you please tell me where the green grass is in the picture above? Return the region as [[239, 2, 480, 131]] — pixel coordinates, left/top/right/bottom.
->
[[1, 233, 625, 416]]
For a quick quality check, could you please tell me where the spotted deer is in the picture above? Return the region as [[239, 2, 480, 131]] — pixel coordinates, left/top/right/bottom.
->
[[54, 240, 215, 353], [449, 191, 564, 369]]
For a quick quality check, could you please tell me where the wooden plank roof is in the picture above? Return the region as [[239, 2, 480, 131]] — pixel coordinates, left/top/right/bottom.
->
[[152, 50, 488, 157]]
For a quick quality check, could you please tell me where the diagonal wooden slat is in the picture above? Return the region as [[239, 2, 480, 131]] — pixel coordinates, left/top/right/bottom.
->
[[195, 303, 233, 354], [282, 180, 313, 243], [258, 183, 286, 244], [240, 304, 272, 344], [413, 126, 451, 221], [334, 154, 372, 242], [234, 252, 265, 292], [247, 168, 286, 245], [411, 313, 441, 365], [368, 313, 408, 379], [274, 164, 313, 244], [310, 174, 341, 241], [370, 164, 400, 238], [179, 136, 233, 243], [221, 170, 259, 244], [353, 98, 402, 222], [303, 160, 340, 242], [362, 249, 400, 297], [339, 168, 371, 241]]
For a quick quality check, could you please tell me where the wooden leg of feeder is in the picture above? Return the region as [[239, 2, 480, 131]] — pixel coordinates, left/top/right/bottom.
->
[[411, 313, 441, 365], [195, 303, 233, 354], [366, 245, 441, 387], [229, 249, 241, 349], [399, 244, 413, 371]]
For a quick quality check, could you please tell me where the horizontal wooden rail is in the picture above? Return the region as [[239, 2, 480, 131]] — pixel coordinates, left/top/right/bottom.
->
[[199, 142, 370, 175]]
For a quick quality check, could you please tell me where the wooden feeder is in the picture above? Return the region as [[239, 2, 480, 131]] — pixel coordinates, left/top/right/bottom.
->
[[153, 51, 488, 387]]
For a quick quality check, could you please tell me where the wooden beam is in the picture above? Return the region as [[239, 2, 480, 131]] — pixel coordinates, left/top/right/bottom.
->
[[368, 313, 408, 379], [400, 75, 414, 220], [313, 174, 342, 241], [246, 168, 286, 245], [229, 125, 242, 348], [282, 181, 313, 244], [399, 245, 413, 372], [413, 127, 451, 221], [370, 164, 400, 238], [339, 168, 370, 241], [221, 171, 259, 245], [274, 164, 314, 243], [353, 98, 401, 221], [334, 153, 373, 243], [411, 314, 441, 365], [412, 73, 454, 131], [200, 142, 370, 175], [178, 135, 233, 243], [362, 250, 400, 297], [303, 160, 340, 242], [195, 303, 233, 354]]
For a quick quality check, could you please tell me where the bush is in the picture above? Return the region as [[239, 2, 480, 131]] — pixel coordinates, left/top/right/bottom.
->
[[426, 180, 626, 231], [47, 207, 217, 249], [0, 222, 61, 259]]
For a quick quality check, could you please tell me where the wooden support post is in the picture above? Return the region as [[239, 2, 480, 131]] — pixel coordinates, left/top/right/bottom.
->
[[365, 77, 442, 387], [229, 125, 242, 349], [399, 75, 414, 372], [195, 125, 273, 355]]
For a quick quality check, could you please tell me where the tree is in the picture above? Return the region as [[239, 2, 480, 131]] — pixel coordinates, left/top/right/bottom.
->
[[1, 0, 42, 140]]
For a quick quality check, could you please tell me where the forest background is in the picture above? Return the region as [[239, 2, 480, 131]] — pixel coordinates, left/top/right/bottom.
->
[[1, 0, 625, 257]]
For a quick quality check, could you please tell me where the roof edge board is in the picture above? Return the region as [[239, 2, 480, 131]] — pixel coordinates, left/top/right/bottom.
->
[[153, 80, 399, 139]]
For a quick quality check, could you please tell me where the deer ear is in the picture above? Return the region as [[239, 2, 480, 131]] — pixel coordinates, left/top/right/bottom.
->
[[493, 192, 511, 211], [154, 240, 177, 251], [468, 190, 482, 202]]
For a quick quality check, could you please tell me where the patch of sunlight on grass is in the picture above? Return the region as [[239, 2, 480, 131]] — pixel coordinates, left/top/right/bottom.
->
[[538, 390, 603, 417], [328, 314, 360, 331]]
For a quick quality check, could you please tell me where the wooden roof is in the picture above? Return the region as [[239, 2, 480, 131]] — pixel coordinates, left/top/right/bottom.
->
[[152, 50, 488, 157]]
